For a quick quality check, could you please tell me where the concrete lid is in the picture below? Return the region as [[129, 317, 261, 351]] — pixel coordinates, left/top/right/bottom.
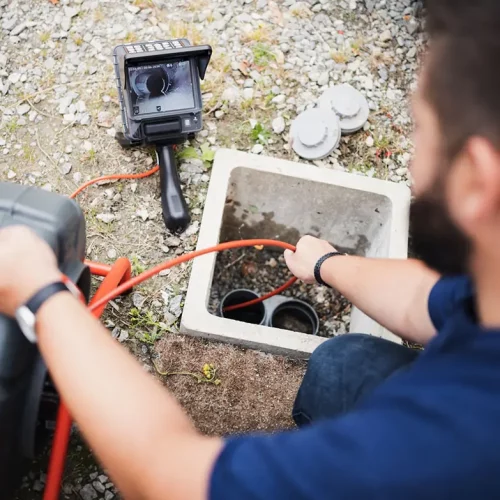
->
[[290, 108, 341, 160], [318, 84, 369, 134]]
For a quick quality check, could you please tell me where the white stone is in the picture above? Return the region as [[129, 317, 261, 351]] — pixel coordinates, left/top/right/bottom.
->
[[365, 136, 374, 147], [242, 88, 254, 100], [308, 71, 320, 82], [379, 30, 392, 42], [136, 208, 149, 221], [126, 4, 141, 14], [76, 100, 86, 113], [317, 72, 329, 86], [271, 94, 286, 104], [272, 116, 286, 134], [8, 73, 20, 84], [97, 111, 113, 128], [362, 77, 374, 90], [251, 144, 264, 154], [10, 23, 27, 37], [17, 104, 30, 116], [64, 6, 80, 18], [96, 213, 115, 224], [60, 162, 72, 175], [221, 86, 240, 104]]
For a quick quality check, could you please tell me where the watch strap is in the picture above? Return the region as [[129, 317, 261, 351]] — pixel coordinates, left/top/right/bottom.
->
[[25, 282, 70, 315], [314, 252, 347, 287]]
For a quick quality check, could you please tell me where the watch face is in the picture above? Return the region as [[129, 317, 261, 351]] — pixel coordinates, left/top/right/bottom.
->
[[15, 305, 37, 343]]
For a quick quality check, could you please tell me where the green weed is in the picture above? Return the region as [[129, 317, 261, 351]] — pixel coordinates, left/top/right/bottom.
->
[[131, 256, 146, 275], [252, 44, 275, 67], [129, 308, 166, 344], [251, 122, 271, 144]]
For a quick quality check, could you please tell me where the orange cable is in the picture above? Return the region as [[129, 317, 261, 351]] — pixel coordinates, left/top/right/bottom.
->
[[69, 165, 297, 311], [87, 239, 297, 314], [69, 165, 160, 199]]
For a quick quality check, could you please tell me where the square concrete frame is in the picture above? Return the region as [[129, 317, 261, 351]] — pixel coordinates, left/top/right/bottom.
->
[[181, 149, 411, 358]]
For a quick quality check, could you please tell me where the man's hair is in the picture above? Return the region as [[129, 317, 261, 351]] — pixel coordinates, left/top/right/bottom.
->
[[425, 0, 500, 162]]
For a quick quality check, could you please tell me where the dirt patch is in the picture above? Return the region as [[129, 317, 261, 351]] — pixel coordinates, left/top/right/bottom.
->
[[209, 247, 352, 337], [154, 335, 306, 435]]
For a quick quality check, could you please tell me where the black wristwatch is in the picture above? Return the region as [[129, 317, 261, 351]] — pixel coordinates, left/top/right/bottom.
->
[[314, 252, 347, 287], [15, 279, 80, 343]]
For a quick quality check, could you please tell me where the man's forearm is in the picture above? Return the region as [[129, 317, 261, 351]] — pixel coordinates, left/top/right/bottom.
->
[[321, 256, 440, 344], [37, 293, 222, 500]]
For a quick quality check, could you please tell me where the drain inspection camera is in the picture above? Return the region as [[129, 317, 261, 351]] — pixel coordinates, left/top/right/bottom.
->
[[113, 38, 212, 232]]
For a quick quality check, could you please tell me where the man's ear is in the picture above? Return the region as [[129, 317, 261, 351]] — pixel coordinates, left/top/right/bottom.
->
[[448, 137, 500, 234]]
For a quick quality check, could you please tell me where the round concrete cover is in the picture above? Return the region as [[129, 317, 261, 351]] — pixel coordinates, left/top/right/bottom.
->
[[290, 108, 341, 160], [318, 84, 369, 134]]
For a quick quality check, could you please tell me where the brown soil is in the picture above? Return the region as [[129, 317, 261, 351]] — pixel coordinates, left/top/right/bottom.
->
[[154, 335, 307, 435]]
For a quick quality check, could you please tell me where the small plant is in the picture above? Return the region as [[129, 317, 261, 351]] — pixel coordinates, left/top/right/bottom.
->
[[42, 71, 56, 88], [177, 146, 199, 161], [129, 308, 166, 344], [240, 99, 254, 111], [93, 6, 105, 22], [241, 25, 270, 43], [123, 32, 138, 43], [351, 38, 364, 55], [131, 256, 146, 275], [177, 144, 215, 168], [22, 145, 36, 162], [133, 0, 154, 7], [264, 91, 276, 106], [251, 122, 271, 145], [39, 32, 51, 43], [252, 44, 275, 67], [6, 119, 20, 134], [72, 34, 84, 46], [290, 3, 312, 18], [374, 134, 401, 158], [349, 161, 373, 175], [153, 360, 221, 385], [82, 148, 97, 164], [331, 50, 350, 64], [201, 363, 220, 384], [201, 143, 215, 164]]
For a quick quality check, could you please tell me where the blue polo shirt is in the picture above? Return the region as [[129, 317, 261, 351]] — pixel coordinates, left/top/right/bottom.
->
[[210, 276, 500, 499]]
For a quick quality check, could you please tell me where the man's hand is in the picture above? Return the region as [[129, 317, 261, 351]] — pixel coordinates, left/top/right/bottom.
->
[[284, 235, 337, 284], [0, 226, 60, 316]]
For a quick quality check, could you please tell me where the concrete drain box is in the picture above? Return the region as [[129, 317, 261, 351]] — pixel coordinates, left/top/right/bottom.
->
[[181, 149, 410, 357]]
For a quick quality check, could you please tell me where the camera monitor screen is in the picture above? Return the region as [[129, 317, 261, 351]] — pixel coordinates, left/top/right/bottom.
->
[[128, 60, 195, 116]]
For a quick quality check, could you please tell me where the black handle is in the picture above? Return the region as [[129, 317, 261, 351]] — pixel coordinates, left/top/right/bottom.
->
[[157, 145, 191, 232]]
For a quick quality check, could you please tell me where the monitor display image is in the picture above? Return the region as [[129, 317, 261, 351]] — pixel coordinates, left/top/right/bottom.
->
[[128, 60, 195, 116]]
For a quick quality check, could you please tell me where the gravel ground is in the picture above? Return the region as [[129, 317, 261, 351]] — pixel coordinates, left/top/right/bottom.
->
[[0, 0, 424, 497]]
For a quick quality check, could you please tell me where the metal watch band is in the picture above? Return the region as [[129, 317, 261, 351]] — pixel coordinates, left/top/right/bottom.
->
[[25, 282, 70, 316], [313, 252, 347, 287]]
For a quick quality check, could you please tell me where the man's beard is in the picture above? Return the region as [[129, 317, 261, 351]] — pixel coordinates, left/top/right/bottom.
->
[[409, 184, 471, 276]]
